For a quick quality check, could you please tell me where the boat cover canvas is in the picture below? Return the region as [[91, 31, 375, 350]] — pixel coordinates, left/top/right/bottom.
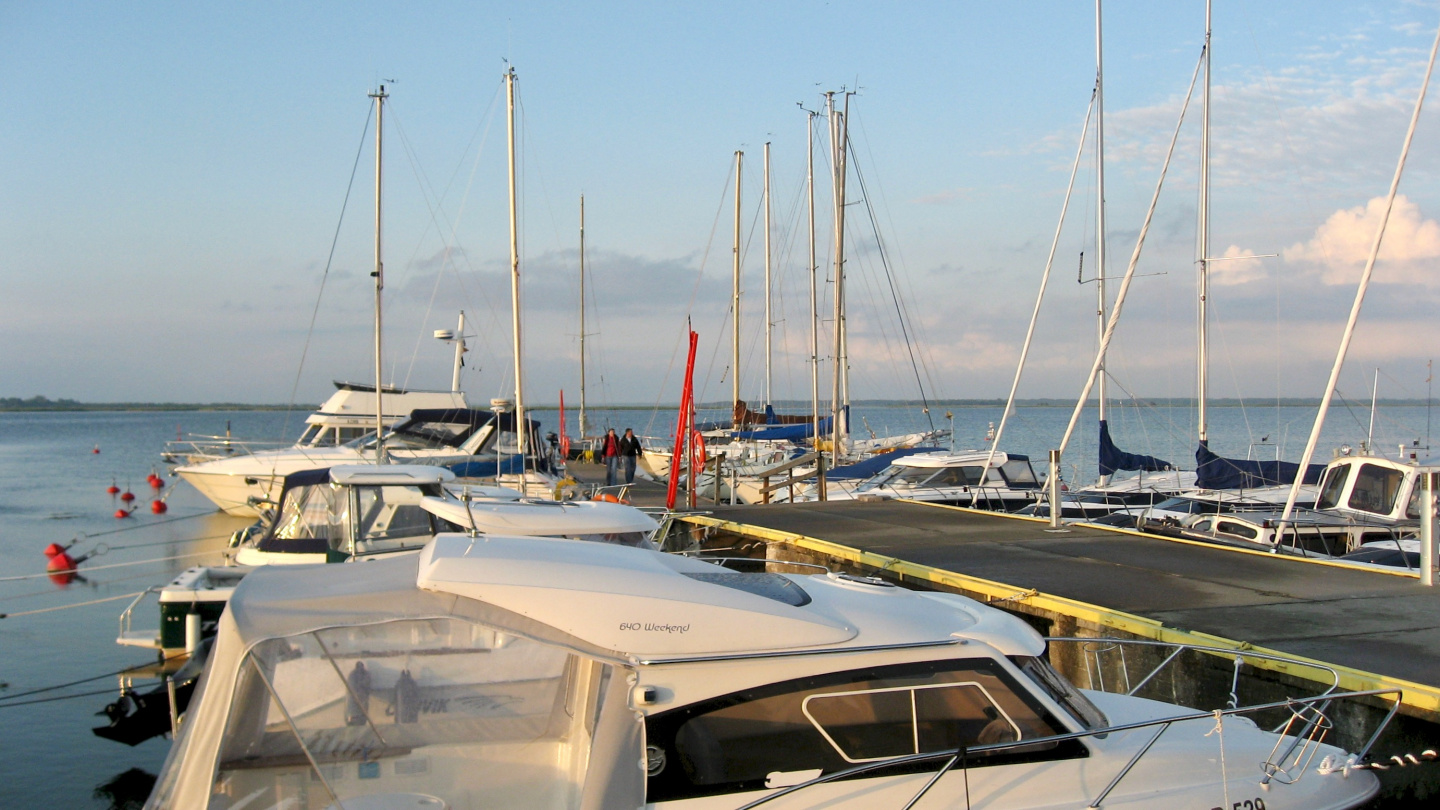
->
[[732, 413, 835, 441], [144, 555, 642, 810], [1195, 439, 1325, 490], [1098, 420, 1174, 476]]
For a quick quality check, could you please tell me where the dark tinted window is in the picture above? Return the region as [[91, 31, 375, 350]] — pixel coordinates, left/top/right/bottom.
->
[[644, 658, 1081, 802]]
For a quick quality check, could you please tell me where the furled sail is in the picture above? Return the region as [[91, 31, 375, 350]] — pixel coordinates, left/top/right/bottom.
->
[[1098, 420, 1173, 476], [1194, 440, 1325, 490]]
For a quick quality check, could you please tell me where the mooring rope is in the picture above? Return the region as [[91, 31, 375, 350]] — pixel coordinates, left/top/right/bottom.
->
[[0, 590, 147, 619]]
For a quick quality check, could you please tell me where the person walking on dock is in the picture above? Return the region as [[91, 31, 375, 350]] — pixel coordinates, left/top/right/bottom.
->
[[602, 428, 621, 487], [619, 428, 642, 485]]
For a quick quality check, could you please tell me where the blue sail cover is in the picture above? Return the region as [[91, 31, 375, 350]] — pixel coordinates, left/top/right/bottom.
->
[[1194, 440, 1325, 490], [733, 414, 834, 442], [1098, 420, 1173, 476]]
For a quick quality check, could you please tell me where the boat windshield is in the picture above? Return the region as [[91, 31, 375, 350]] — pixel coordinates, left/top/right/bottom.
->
[[1315, 463, 1352, 510], [206, 618, 620, 810], [1347, 463, 1405, 516], [999, 459, 1039, 487], [859, 464, 939, 491], [1010, 656, 1107, 732], [1405, 472, 1438, 519], [258, 483, 458, 557]]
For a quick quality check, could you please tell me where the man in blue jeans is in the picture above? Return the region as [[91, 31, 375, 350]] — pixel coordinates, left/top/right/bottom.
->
[[602, 428, 621, 487], [619, 428, 642, 485]]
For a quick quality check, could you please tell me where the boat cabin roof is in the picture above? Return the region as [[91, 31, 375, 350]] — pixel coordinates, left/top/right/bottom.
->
[[281, 463, 456, 489], [892, 450, 1025, 468], [419, 497, 659, 536]]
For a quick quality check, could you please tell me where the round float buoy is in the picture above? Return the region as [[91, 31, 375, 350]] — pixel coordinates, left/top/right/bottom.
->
[[45, 548, 77, 572], [115, 508, 131, 519], [92, 445, 100, 454], [119, 490, 135, 503], [106, 480, 120, 495], [148, 476, 163, 489], [150, 499, 167, 514]]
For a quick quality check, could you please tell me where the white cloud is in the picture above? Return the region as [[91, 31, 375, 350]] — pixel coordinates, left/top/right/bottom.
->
[[1283, 194, 1440, 284], [1210, 244, 1270, 286]]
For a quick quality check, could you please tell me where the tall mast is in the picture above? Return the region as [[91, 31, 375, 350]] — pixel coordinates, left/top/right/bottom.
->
[[836, 94, 852, 449], [1197, 0, 1212, 443], [369, 84, 388, 464], [732, 149, 743, 419], [450, 311, 466, 392], [826, 93, 841, 464], [807, 110, 820, 467], [578, 194, 588, 440], [506, 67, 527, 485], [763, 141, 773, 409], [1095, 0, 1110, 469]]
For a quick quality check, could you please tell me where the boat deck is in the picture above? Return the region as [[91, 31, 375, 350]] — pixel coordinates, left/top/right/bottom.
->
[[685, 499, 1440, 692]]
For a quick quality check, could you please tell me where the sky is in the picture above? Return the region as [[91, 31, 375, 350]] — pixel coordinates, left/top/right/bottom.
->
[[5, 1, 1440, 412]]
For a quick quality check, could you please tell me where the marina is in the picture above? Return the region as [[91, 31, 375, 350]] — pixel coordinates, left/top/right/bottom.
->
[[8, 1, 1440, 807]]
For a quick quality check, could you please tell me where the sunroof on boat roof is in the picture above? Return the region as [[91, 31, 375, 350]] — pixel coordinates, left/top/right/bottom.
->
[[683, 572, 812, 607]]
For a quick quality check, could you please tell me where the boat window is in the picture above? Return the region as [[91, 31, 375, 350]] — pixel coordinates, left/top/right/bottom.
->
[[1348, 463, 1404, 515], [999, 459, 1039, 486], [337, 427, 370, 444], [566, 531, 655, 550], [296, 425, 323, 446], [1011, 656, 1107, 731], [353, 485, 443, 552], [1405, 472, 1437, 520], [1316, 464, 1352, 510], [387, 418, 482, 451], [208, 618, 609, 810], [1215, 521, 1259, 540], [1190, 517, 1214, 532], [927, 466, 983, 487], [493, 428, 520, 455], [644, 658, 1080, 802], [260, 483, 351, 554]]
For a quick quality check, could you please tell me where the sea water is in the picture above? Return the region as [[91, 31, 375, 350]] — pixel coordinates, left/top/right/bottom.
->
[[0, 404, 1431, 807]]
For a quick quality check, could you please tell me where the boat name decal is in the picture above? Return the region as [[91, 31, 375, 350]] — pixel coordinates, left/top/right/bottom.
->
[[619, 622, 691, 634]]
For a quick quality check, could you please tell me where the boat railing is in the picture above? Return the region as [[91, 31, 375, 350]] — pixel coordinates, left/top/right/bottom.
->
[[117, 587, 160, 645], [736, 684, 1402, 809], [160, 435, 290, 464]]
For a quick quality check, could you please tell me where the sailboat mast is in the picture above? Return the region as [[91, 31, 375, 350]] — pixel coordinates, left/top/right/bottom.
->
[[1095, 0, 1109, 435], [764, 141, 773, 409], [1197, 0, 1212, 443], [451, 311, 466, 393], [579, 194, 588, 441], [732, 150, 743, 419], [506, 67, 527, 484], [835, 94, 852, 456], [807, 110, 820, 468], [369, 84, 388, 464], [826, 92, 843, 462]]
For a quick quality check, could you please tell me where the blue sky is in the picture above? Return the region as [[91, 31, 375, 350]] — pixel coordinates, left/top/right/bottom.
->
[[4, 1, 1440, 409]]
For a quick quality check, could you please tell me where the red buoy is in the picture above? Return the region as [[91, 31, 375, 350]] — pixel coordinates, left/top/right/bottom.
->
[[45, 549, 77, 572], [92, 445, 101, 454], [115, 508, 131, 518], [106, 480, 120, 495], [120, 490, 135, 503], [148, 476, 163, 489], [150, 499, 168, 514], [43, 543, 67, 559]]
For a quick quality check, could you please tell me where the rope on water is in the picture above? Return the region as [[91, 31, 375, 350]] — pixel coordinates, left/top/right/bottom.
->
[[0, 650, 191, 703], [0, 590, 147, 619], [0, 549, 223, 583]]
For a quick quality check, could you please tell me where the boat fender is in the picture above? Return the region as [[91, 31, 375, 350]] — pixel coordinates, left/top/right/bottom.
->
[[344, 662, 372, 727], [392, 669, 420, 724]]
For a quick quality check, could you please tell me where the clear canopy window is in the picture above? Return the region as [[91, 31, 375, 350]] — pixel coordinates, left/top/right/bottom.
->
[[1348, 463, 1404, 515], [207, 618, 611, 810]]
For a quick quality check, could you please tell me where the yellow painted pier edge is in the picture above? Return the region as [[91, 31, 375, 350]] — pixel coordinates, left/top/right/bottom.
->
[[677, 505, 1440, 720]]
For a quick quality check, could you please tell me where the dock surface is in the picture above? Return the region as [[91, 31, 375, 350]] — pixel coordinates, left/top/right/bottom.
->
[[688, 500, 1440, 690]]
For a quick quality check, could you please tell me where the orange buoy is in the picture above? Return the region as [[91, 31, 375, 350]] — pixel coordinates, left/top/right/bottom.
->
[[150, 499, 168, 514]]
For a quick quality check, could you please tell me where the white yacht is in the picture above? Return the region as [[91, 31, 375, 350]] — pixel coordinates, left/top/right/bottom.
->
[[824, 450, 1044, 511], [146, 534, 1385, 809], [161, 382, 469, 466], [176, 408, 554, 517]]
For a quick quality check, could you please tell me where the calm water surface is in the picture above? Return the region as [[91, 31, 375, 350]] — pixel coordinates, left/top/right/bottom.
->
[[0, 404, 1431, 806]]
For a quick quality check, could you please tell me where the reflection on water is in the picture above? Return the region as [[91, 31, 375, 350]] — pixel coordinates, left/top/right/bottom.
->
[[93, 768, 155, 810]]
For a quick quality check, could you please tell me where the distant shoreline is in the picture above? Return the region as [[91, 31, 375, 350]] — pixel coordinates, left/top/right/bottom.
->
[[2, 397, 1435, 413]]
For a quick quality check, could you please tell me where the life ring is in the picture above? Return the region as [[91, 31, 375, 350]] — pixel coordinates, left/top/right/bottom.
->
[[593, 492, 626, 504], [692, 430, 708, 466]]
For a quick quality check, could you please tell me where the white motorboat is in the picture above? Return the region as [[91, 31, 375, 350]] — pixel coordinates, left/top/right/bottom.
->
[[176, 408, 555, 517], [161, 381, 469, 466], [825, 450, 1044, 511], [146, 534, 1386, 809], [117, 464, 657, 657]]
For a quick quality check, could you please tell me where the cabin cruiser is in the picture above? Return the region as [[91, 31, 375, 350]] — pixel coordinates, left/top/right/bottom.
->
[[161, 382, 470, 466], [176, 408, 555, 517], [117, 464, 659, 656], [145, 534, 1384, 809], [825, 450, 1043, 511]]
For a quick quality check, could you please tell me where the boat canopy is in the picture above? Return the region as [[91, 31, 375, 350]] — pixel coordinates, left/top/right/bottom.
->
[[1195, 439, 1326, 490], [1098, 419, 1173, 476]]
